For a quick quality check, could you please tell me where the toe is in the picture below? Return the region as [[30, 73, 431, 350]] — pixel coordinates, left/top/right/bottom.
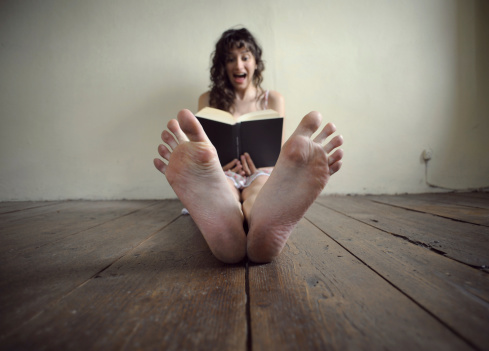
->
[[313, 123, 336, 144], [329, 160, 343, 175], [153, 158, 167, 174], [162, 130, 178, 150], [324, 135, 344, 154], [158, 144, 172, 161], [328, 148, 344, 167], [167, 119, 188, 143], [178, 109, 210, 143], [292, 111, 322, 138]]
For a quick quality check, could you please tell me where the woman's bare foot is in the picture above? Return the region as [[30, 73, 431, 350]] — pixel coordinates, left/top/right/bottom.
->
[[154, 109, 246, 263], [247, 111, 344, 263]]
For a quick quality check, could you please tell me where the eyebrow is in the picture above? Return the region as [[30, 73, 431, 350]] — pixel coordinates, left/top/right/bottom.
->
[[229, 45, 251, 54], [226, 49, 250, 59]]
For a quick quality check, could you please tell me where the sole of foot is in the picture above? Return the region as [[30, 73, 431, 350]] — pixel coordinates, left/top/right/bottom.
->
[[247, 111, 344, 263], [154, 109, 247, 263]]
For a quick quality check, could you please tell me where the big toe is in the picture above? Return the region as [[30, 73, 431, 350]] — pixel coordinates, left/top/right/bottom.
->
[[177, 109, 209, 143], [293, 111, 322, 138]]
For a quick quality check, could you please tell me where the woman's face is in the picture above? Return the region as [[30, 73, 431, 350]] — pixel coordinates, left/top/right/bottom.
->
[[225, 46, 257, 92]]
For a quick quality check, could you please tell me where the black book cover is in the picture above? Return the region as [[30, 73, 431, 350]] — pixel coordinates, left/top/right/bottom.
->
[[239, 118, 283, 168], [196, 108, 283, 168]]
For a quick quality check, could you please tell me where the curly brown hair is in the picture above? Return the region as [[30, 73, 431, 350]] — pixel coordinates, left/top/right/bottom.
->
[[209, 28, 265, 112]]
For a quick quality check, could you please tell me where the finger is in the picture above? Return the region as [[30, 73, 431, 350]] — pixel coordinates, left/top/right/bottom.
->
[[161, 130, 178, 150], [157, 144, 172, 161], [153, 158, 167, 175], [167, 119, 188, 143], [241, 154, 251, 175], [223, 159, 238, 172], [324, 135, 344, 154], [313, 122, 336, 144], [244, 153, 257, 174], [231, 162, 243, 173]]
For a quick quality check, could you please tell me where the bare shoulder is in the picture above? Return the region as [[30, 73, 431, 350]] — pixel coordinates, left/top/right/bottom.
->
[[198, 91, 210, 110], [267, 90, 285, 116]]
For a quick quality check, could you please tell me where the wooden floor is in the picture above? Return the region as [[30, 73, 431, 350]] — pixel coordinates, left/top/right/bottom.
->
[[1, 193, 488, 351]]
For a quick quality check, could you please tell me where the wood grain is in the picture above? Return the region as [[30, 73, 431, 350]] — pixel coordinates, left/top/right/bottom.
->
[[0, 201, 61, 215], [410, 192, 489, 210], [2, 216, 247, 351], [315, 195, 489, 267], [0, 200, 182, 337], [1, 194, 487, 350], [0, 200, 158, 254], [306, 202, 489, 350], [248, 219, 471, 351], [369, 194, 489, 226]]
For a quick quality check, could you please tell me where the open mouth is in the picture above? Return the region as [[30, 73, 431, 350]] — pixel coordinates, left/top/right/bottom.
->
[[233, 73, 247, 79]]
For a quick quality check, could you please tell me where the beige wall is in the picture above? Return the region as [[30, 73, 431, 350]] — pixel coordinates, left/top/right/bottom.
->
[[0, 0, 488, 200]]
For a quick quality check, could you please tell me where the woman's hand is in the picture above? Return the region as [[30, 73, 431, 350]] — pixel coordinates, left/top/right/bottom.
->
[[240, 153, 257, 176], [222, 154, 258, 176], [222, 159, 245, 176]]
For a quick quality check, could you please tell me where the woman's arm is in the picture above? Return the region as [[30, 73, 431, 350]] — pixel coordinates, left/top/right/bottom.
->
[[267, 90, 286, 145], [267, 90, 285, 117]]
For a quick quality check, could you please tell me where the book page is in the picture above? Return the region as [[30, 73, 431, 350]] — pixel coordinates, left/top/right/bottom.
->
[[196, 107, 281, 125], [238, 109, 281, 122], [195, 107, 236, 125]]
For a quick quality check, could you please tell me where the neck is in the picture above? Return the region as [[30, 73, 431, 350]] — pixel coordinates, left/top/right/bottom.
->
[[230, 85, 264, 117], [234, 85, 258, 101]]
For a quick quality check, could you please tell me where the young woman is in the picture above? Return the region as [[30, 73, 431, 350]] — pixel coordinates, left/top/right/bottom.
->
[[154, 28, 344, 264], [197, 28, 285, 224]]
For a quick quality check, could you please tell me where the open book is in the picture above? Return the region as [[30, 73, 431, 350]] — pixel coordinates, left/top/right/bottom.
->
[[196, 107, 283, 168]]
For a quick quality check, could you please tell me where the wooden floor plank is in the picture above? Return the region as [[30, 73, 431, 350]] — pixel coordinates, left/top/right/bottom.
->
[[1, 195, 486, 350], [0, 200, 182, 338], [408, 192, 489, 210], [315, 196, 489, 267], [369, 193, 489, 226], [0, 200, 157, 255], [0, 201, 86, 224], [306, 202, 489, 350], [0, 201, 61, 215], [450, 192, 489, 204], [2, 216, 247, 351], [249, 219, 471, 351]]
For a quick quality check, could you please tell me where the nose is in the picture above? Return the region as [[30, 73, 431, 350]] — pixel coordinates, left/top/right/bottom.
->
[[236, 58, 244, 70]]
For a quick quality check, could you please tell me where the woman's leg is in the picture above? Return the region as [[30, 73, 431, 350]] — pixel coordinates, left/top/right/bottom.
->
[[241, 175, 269, 223]]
